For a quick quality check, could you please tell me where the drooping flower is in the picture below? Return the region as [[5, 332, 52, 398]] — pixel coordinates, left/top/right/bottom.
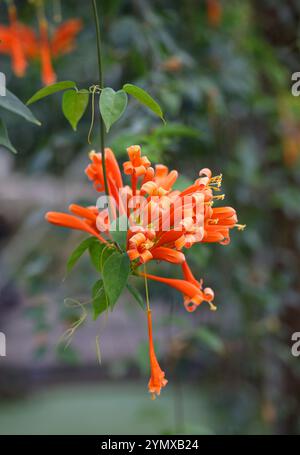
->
[[147, 309, 168, 399]]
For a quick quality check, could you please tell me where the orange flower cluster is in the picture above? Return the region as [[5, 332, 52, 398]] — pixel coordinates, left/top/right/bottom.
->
[[46, 146, 243, 398], [0, 4, 82, 85]]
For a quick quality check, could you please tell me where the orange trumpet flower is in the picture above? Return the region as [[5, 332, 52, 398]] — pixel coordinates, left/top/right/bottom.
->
[[34, 18, 82, 86], [0, 3, 82, 85], [147, 309, 168, 399], [0, 4, 35, 77], [141, 270, 215, 312], [45, 145, 242, 398]]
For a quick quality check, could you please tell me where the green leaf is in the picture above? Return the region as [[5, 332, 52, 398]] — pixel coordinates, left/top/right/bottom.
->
[[62, 90, 89, 131], [92, 279, 109, 320], [126, 283, 145, 310], [66, 237, 96, 273], [103, 252, 131, 307], [27, 81, 77, 105], [110, 215, 128, 250], [123, 83, 165, 122], [88, 241, 107, 272], [0, 89, 41, 125], [0, 118, 17, 154], [99, 87, 128, 132]]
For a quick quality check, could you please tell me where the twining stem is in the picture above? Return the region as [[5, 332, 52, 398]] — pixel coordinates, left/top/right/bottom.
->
[[91, 0, 110, 200]]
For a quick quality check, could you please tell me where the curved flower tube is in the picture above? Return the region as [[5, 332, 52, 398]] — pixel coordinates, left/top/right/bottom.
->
[[147, 309, 168, 399]]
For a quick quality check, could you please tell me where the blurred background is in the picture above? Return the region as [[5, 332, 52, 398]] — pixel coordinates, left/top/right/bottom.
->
[[1, 0, 300, 435]]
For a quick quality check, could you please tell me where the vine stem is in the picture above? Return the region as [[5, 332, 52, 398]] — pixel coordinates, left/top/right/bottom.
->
[[91, 0, 110, 200], [143, 264, 151, 312]]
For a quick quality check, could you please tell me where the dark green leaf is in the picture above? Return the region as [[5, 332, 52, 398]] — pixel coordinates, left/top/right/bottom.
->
[[123, 83, 165, 122], [99, 87, 128, 132], [88, 241, 107, 272], [62, 90, 89, 131], [110, 215, 128, 250], [92, 279, 109, 320], [0, 118, 17, 154], [66, 237, 96, 273], [0, 89, 41, 125], [27, 81, 77, 105], [126, 283, 145, 310], [103, 253, 131, 307]]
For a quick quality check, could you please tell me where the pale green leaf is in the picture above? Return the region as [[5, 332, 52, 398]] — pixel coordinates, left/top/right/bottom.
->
[[99, 87, 128, 132], [62, 90, 89, 131], [123, 83, 164, 122], [27, 81, 77, 105]]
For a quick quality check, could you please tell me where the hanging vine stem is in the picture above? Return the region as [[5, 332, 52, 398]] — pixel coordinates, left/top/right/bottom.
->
[[87, 85, 98, 145], [143, 264, 151, 312], [91, 0, 110, 201]]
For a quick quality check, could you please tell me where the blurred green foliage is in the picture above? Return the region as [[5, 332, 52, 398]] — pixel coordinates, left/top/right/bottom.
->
[[1, 0, 300, 435]]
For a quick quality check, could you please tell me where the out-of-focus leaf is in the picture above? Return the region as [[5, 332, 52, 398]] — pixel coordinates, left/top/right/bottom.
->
[[195, 327, 224, 354], [92, 279, 109, 320], [0, 118, 17, 153], [152, 123, 200, 138], [27, 81, 76, 105], [62, 90, 89, 131], [173, 174, 193, 191], [123, 83, 165, 122], [99, 87, 128, 132], [103, 252, 130, 307], [0, 89, 41, 125]]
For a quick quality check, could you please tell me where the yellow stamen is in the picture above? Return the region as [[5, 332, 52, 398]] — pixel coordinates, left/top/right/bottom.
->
[[210, 174, 222, 183], [235, 224, 246, 231], [208, 302, 217, 311], [208, 219, 219, 224], [213, 194, 225, 200]]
